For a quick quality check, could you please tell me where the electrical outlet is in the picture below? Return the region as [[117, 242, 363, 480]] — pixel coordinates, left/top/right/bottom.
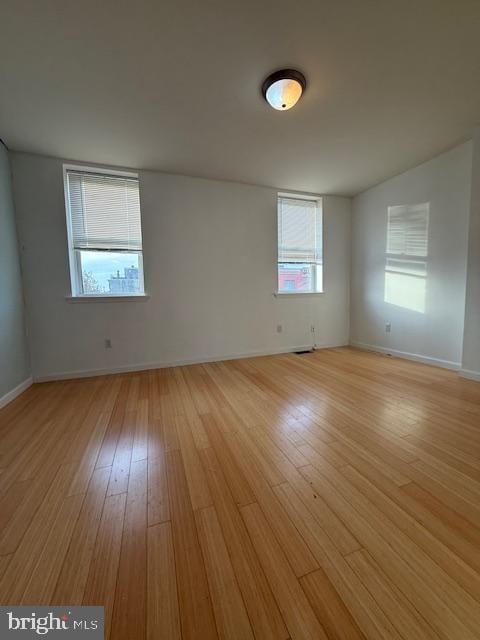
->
[[105, 338, 112, 349], [385, 322, 391, 333], [310, 325, 315, 334], [276, 324, 283, 333]]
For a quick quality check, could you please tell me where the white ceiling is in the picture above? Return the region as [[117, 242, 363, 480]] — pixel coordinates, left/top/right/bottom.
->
[[1, 0, 480, 196]]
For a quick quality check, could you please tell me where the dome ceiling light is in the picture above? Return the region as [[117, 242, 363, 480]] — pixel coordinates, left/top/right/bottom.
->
[[262, 69, 306, 111]]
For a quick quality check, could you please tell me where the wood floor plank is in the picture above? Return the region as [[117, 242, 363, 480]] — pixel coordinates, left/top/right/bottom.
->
[[300, 463, 480, 640], [147, 522, 181, 640], [166, 449, 218, 640], [329, 437, 411, 486], [241, 502, 329, 640], [404, 433, 480, 482], [411, 458, 480, 506], [0, 554, 11, 581], [53, 466, 111, 604], [95, 378, 129, 469], [0, 382, 74, 482], [199, 446, 289, 640], [158, 376, 181, 451], [233, 427, 286, 487], [331, 447, 480, 576], [68, 378, 121, 496], [0, 479, 32, 541], [147, 452, 170, 525], [253, 437, 361, 558], [0, 463, 76, 603], [276, 482, 404, 640], [21, 492, 84, 604], [300, 567, 366, 640], [345, 548, 437, 640], [224, 429, 319, 577], [341, 464, 480, 601], [131, 398, 149, 463], [110, 459, 148, 640], [83, 493, 127, 640], [106, 377, 139, 496], [402, 481, 480, 549], [200, 412, 256, 506], [196, 505, 255, 640], [174, 413, 213, 510]]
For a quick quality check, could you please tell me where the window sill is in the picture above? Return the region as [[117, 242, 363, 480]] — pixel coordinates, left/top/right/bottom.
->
[[65, 294, 150, 303], [274, 291, 324, 297]]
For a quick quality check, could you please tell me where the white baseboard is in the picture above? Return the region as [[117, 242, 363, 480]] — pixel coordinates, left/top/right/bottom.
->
[[34, 342, 347, 382], [459, 368, 480, 381], [0, 377, 33, 409], [350, 341, 461, 371]]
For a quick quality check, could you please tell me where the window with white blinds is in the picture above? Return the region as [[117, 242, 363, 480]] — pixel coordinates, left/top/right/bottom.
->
[[385, 202, 429, 313], [64, 166, 145, 296], [277, 196, 323, 293]]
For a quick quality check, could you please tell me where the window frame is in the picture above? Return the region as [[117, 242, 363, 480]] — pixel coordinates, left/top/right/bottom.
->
[[276, 193, 324, 296], [63, 164, 146, 299]]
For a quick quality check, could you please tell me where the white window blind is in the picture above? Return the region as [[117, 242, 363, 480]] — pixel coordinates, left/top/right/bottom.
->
[[64, 167, 145, 297], [67, 170, 142, 251], [277, 196, 323, 293], [278, 197, 321, 263], [387, 203, 429, 257]]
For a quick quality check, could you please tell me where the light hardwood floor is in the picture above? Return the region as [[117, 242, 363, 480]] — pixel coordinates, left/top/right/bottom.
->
[[1, 346, 480, 639]]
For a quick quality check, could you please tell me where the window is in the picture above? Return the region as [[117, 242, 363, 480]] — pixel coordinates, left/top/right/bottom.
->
[[64, 166, 145, 297], [277, 195, 323, 293], [384, 202, 429, 313]]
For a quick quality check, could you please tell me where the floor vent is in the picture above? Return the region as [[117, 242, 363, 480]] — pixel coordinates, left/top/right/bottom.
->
[[294, 349, 314, 355]]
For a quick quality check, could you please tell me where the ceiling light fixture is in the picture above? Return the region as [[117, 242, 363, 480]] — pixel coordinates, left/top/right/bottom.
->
[[262, 69, 306, 111]]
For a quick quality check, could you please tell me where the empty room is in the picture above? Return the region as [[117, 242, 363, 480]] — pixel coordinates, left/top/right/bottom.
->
[[2, 1, 480, 638]]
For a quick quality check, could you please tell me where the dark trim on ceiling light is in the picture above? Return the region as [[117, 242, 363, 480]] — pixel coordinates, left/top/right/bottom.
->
[[261, 69, 307, 101]]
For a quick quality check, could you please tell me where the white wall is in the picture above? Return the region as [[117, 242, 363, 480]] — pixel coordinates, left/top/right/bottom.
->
[[350, 141, 472, 367], [462, 129, 480, 379], [0, 143, 30, 401], [11, 152, 351, 380]]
